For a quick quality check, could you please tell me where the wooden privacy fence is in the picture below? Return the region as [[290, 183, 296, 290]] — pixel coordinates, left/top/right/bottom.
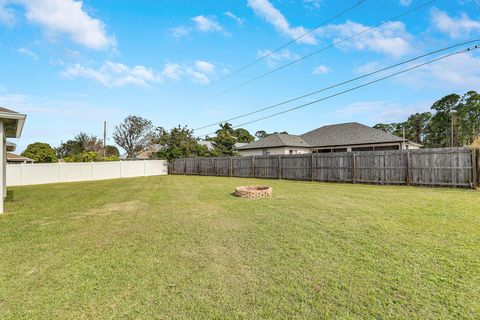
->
[[170, 147, 479, 188]]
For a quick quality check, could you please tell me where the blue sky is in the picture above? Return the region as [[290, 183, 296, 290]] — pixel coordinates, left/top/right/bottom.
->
[[0, 0, 479, 152]]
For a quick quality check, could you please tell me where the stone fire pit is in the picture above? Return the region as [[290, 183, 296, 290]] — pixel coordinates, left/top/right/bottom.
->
[[235, 186, 272, 199]]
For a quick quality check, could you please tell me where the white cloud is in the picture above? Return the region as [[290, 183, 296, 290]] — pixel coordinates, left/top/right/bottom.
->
[[171, 26, 190, 39], [431, 8, 480, 39], [312, 65, 331, 75], [0, 93, 125, 120], [171, 15, 229, 39], [319, 20, 413, 57], [398, 52, 480, 90], [399, 0, 412, 6], [61, 61, 162, 87], [224, 11, 244, 26], [0, 92, 127, 152], [194, 60, 215, 74], [303, 0, 322, 9], [162, 63, 183, 81], [63, 60, 219, 87], [257, 48, 300, 67], [331, 100, 430, 123], [247, 0, 316, 45], [355, 61, 382, 74], [162, 60, 219, 85], [1, 0, 115, 50], [0, 0, 15, 25], [192, 15, 222, 32], [17, 47, 38, 60]]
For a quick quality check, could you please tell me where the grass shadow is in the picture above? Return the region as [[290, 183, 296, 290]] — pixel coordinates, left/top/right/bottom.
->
[[5, 190, 14, 202]]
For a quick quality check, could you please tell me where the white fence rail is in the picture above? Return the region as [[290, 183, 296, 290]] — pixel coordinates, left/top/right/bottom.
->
[[6, 160, 168, 186]]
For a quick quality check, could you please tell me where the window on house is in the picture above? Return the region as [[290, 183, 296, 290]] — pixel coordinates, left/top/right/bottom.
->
[[351, 146, 374, 152], [289, 150, 293, 154], [373, 145, 400, 151], [262, 148, 270, 156]]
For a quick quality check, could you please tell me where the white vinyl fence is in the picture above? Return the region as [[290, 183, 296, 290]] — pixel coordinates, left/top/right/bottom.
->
[[6, 160, 168, 186]]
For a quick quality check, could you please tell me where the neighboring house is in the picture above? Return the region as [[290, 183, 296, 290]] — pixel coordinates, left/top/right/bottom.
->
[[198, 140, 214, 151], [237, 122, 421, 156], [120, 144, 162, 160], [233, 142, 248, 150], [198, 141, 248, 152], [7, 153, 34, 164]]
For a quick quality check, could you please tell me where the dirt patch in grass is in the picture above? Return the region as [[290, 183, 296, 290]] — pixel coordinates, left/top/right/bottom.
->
[[70, 200, 144, 219]]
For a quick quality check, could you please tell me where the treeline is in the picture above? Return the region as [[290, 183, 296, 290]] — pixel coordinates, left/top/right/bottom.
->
[[21, 133, 120, 163], [22, 91, 478, 163], [20, 117, 261, 163], [374, 91, 480, 148]]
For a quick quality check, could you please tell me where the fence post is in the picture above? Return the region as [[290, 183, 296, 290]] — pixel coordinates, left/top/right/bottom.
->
[[212, 158, 216, 176], [311, 153, 315, 182], [196, 158, 200, 175], [252, 156, 255, 178], [352, 153, 356, 183], [230, 157, 233, 177], [406, 151, 411, 186], [184, 158, 187, 175], [20, 163, 24, 186], [278, 156, 281, 179], [472, 148, 478, 189]]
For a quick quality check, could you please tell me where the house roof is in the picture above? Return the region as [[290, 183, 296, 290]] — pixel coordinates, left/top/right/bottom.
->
[[6, 141, 16, 152], [199, 140, 214, 150], [237, 134, 308, 150], [0, 106, 27, 138], [238, 122, 413, 150], [7, 153, 34, 162], [301, 122, 405, 147]]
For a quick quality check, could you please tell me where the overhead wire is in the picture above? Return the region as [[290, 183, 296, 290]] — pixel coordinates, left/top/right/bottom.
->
[[193, 39, 480, 132], [198, 44, 479, 138], [204, 0, 438, 101]]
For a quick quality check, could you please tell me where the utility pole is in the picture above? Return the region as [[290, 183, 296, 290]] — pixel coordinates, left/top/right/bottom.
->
[[103, 121, 107, 157], [450, 111, 457, 148]]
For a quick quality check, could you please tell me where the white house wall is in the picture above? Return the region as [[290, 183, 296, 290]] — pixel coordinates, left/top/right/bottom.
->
[[239, 147, 311, 157]]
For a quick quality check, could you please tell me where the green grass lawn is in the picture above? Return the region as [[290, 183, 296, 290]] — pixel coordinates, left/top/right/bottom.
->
[[1, 175, 479, 319]]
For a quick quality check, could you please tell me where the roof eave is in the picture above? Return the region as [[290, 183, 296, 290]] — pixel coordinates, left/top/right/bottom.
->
[[0, 112, 27, 138], [238, 144, 309, 150]]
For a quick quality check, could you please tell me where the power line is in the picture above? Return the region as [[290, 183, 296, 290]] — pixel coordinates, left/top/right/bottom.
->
[[193, 39, 480, 132], [199, 45, 479, 137], [212, 0, 368, 85], [204, 0, 437, 101]]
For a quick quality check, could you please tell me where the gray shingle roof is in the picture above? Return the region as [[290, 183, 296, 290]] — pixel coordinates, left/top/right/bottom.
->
[[301, 122, 404, 147], [238, 122, 407, 150], [237, 134, 308, 150]]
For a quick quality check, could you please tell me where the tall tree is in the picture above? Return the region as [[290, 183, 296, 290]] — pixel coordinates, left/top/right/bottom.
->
[[233, 128, 255, 143], [113, 116, 153, 158], [425, 94, 461, 147], [104, 145, 120, 157], [22, 142, 58, 163], [404, 112, 432, 143], [155, 125, 210, 161], [254, 130, 289, 140], [456, 91, 480, 146], [213, 122, 237, 156], [255, 130, 268, 139]]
